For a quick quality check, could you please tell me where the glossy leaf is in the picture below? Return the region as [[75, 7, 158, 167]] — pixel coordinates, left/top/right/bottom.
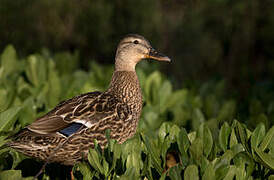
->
[[197, 124, 213, 157], [235, 121, 251, 154], [189, 138, 203, 165], [219, 122, 231, 152], [229, 128, 238, 148], [223, 166, 236, 180], [88, 148, 104, 174], [0, 107, 21, 132], [259, 125, 274, 151], [251, 123, 265, 148], [202, 163, 215, 180], [215, 165, 230, 180], [184, 165, 199, 180], [75, 162, 94, 180], [254, 146, 274, 170], [177, 128, 190, 155]]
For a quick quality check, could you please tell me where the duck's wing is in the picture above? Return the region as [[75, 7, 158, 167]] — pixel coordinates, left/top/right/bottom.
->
[[27, 91, 103, 135], [26, 92, 129, 137]]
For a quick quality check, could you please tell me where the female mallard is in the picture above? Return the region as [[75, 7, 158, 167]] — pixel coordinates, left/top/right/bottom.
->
[[7, 34, 170, 165]]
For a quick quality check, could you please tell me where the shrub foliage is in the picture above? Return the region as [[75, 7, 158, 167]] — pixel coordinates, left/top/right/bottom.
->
[[0, 46, 273, 179]]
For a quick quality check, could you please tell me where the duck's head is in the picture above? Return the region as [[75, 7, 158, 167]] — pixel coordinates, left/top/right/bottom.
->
[[115, 34, 171, 71]]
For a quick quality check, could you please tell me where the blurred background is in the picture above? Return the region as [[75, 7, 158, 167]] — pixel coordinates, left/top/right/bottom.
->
[[0, 0, 274, 129]]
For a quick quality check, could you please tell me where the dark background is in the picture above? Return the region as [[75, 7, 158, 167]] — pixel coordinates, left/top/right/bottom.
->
[[1, 0, 274, 100]]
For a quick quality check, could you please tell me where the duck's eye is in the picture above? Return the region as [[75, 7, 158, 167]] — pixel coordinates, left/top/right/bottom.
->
[[133, 40, 139, 44]]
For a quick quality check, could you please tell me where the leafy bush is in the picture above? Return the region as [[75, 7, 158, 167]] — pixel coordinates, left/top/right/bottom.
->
[[0, 45, 273, 179]]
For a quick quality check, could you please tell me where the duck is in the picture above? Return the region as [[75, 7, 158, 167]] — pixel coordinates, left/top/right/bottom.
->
[[7, 34, 171, 166]]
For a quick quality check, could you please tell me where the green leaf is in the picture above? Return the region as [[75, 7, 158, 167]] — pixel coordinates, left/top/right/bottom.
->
[[18, 98, 36, 127], [178, 128, 190, 166], [169, 124, 180, 141], [144, 71, 162, 105], [119, 167, 137, 180], [126, 151, 142, 176], [219, 122, 231, 152], [47, 60, 61, 107], [200, 156, 210, 175], [0, 45, 18, 78], [235, 163, 246, 180], [158, 80, 172, 113], [164, 89, 188, 110], [0, 107, 21, 132], [229, 129, 238, 149], [141, 133, 163, 173], [88, 148, 104, 174], [259, 125, 274, 151], [223, 166, 236, 180], [197, 124, 213, 157], [102, 159, 109, 176], [168, 165, 182, 180], [143, 109, 159, 129], [192, 108, 205, 130], [159, 171, 167, 180], [202, 163, 215, 180], [158, 122, 170, 143], [74, 162, 94, 180], [189, 138, 203, 165], [234, 121, 251, 154], [188, 131, 197, 144], [25, 55, 47, 87], [254, 146, 274, 170], [215, 150, 233, 169], [0, 85, 16, 112], [251, 123, 265, 156], [178, 128, 190, 153], [230, 144, 245, 156], [0, 170, 23, 180], [233, 152, 255, 177], [215, 165, 230, 180], [184, 165, 199, 180]]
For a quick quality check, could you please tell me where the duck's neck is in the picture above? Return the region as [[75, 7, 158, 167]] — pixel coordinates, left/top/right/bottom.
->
[[114, 53, 138, 72], [107, 71, 142, 105]]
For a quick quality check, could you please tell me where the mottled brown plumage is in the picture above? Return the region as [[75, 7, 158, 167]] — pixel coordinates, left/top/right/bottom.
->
[[7, 34, 170, 165]]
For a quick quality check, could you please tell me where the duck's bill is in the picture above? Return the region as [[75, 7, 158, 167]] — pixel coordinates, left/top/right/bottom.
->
[[146, 48, 171, 62]]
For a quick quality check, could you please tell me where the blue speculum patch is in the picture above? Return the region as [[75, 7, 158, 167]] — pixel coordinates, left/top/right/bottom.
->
[[59, 123, 84, 137]]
